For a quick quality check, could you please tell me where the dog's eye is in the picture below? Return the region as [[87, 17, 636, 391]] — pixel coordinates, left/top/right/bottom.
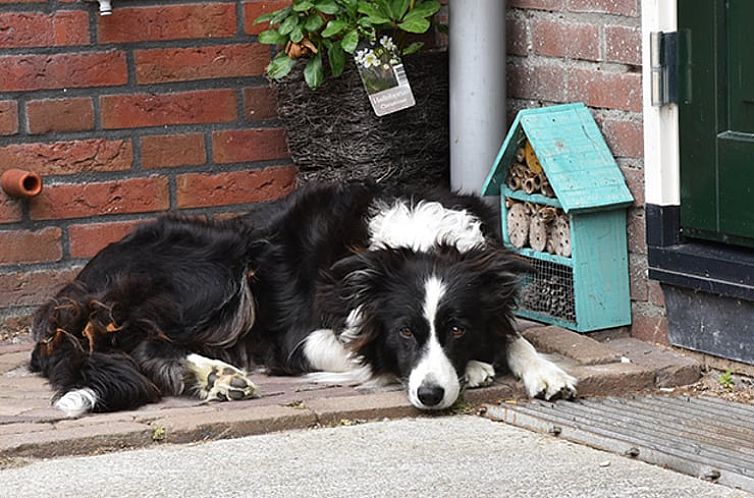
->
[[399, 327, 414, 338], [450, 325, 466, 338]]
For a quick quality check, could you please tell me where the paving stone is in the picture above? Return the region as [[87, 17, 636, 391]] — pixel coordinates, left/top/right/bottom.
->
[[461, 378, 524, 405], [0, 421, 152, 458], [0, 352, 30, 373], [305, 392, 421, 425], [570, 362, 656, 397], [151, 404, 317, 444], [605, 337, 701, 388], [0, 422, 52, 436], [523, 326, 621, 365]]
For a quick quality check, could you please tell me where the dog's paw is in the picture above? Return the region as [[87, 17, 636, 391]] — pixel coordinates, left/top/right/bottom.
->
[[464, 360, 495, 388], [186, 354, 259, 401], [522, 359, 577, 400]]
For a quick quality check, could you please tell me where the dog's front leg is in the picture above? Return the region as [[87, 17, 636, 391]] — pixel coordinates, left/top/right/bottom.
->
[[184, 354, 259, 401], [505, 334, 577, 400], [464, 360, 496, 388]]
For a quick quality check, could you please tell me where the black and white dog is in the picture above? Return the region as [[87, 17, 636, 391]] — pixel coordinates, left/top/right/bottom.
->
[[31, 182, 576, 416]]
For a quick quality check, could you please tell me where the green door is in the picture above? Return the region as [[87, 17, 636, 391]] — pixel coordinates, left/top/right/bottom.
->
[[679, 0, 754, 247]]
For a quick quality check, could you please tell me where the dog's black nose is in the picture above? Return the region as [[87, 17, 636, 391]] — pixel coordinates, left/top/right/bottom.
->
[[417, 384, 445, 407]]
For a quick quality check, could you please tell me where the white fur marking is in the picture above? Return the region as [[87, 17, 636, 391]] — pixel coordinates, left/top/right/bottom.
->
[[368, 200, 486, 253], [506, 336, 577, 399], [304, 365, 374, 386], [55, 388, 97, 418], [408, 276, 460, 410], [464, 360, 496, 388], [303, 329, 354, 372]]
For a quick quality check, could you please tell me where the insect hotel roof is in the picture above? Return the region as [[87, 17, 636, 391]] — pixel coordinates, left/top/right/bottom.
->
[[481, 103, 634, 213]]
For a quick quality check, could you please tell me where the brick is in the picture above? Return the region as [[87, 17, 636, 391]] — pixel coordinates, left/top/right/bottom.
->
[[140, 133, 206, 169], [68, 220, 145, 259], [531, 19, 599, 61], [628, 252, 648, 301], [509, 0, 564, 10], [569, 362, 655, 396], [0, 11, 89, 48], [506, 16, 528, 56], [0, 52, 127, 92], [243, 86, 278, 121], [0, 267, 80, 308], [607, 337, 701, 388], [522, 326, 620, 365], [630, 303, 669, 345], [600, 117, 643, 158], [0, 101, 18, 136], [0, 196, 22, 224], [0, 228, 62, 265], [101, 90, 237, 129], [98, 4, 236, 43], [569, 69, 641, 112], [135, 43, 269, 84], [626, 208, 647, 255], [212, 128, 289, 164], [620, 166, 644, 206], [243, 0, 292, 35], [176, 166, 296, 209], [29, 177, 169, 220], [26, 98, 94, 134], [605, 24, 641, 65], [647, 280, 665, 308], [0, 139, 132, 176], [507, 61, 569, 102], [568, 0, 638, 17]]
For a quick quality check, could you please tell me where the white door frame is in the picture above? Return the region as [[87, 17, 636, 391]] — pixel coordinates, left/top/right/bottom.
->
[[641, 0, 680, 207]]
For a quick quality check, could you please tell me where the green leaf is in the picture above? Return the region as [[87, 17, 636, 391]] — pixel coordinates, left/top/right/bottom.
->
[[398, 17, 430, 33], [304, 13, 324, 31], [258, 29, 288, 44], [291, 26, 304, 43], [341, 29, 359, 53], [267, 53, 297, 79], [357, 4, 390, 23], [406, 0, 441, 19], [315, 0, 339, 14], [328, 42, 346, 77], [278, 15, 300, 35], [401, 41, 423, 55], [304, 53, 325, 88], [270, 7, 292, 24], [321, 19, 347, 37], [253, 12, 275, 25], [377, 0, 394, 18], [390, 0, 410, 19], [293, 0, 314, 11]]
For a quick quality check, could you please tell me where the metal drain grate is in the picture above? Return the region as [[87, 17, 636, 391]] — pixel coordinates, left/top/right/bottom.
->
[[484, 396, 754, 493]]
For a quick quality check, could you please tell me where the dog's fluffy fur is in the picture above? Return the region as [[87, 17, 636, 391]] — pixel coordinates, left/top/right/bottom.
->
[[31, 182, 576, 416]]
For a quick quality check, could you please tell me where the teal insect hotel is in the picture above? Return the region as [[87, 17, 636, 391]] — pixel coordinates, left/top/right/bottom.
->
[[482, 103, 634, 332]]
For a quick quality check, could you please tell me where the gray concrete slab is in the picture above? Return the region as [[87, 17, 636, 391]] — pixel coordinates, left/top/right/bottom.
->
[[0, 416, 749, 498]]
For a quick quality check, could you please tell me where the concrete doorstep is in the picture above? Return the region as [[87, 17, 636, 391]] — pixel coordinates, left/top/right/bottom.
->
[[0, 324, 701, 463]]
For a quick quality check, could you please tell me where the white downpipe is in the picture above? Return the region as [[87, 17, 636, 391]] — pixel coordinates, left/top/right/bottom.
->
[[449, 0, 506, 194]]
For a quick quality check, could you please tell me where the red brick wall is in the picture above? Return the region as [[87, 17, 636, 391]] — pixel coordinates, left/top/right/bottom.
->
[[506, 0, 664, 342], [0, 0, 296, 324]]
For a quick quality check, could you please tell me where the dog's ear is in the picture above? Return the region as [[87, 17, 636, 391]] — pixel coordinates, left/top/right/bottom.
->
[[325, 253, 382, 308], [460, 246, 528, 314]]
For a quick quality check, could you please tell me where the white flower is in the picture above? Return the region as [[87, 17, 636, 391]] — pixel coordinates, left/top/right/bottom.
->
[[355, 48, 369, 65], [380, 35, 397, 51], [363, 51, 380, 68]]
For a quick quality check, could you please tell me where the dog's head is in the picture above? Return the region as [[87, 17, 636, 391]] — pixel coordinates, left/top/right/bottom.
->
[[323, 245, 525, 410]]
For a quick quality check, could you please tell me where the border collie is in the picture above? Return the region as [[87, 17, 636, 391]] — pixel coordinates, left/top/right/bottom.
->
[[30, 182, 576, 417]]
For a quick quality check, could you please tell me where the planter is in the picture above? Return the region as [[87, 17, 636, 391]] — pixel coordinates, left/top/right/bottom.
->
[[273, 50, 449, 189]]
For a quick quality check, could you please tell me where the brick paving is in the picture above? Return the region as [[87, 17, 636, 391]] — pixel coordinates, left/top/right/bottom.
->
[[0, 324, 702, 462]]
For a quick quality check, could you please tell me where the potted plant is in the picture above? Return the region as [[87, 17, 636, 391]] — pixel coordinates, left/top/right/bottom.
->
[[254, 0, 449, 188]]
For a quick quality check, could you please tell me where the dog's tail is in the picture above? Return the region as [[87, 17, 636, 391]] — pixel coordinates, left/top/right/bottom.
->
[[30, 283, 161, 417]]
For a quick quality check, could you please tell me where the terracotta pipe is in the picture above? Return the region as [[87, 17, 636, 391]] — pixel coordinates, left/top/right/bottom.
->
[[1, 169, 43, 198]]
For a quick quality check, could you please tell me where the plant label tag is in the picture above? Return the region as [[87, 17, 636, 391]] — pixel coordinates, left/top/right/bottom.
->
[[354, 36, 416, 117]]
